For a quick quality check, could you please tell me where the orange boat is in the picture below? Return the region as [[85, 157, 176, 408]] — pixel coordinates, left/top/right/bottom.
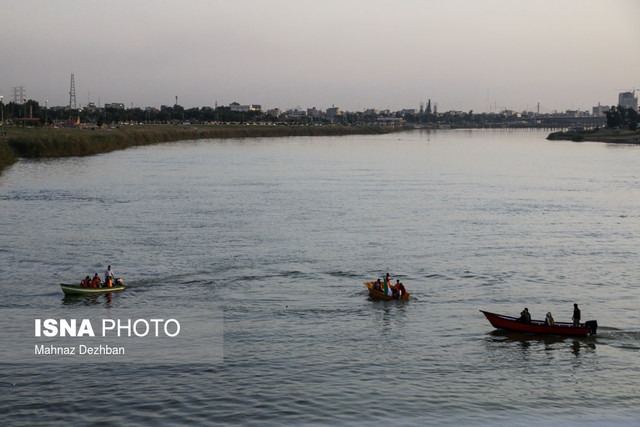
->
[[364, 281, 410, 301]]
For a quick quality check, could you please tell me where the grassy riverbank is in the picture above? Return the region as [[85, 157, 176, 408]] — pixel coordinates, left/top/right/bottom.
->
[[0, 124, 406, 174], [547, 128, 640, 143]]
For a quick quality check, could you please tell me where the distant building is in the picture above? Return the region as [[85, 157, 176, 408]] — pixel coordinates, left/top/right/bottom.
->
[[266, 108, 282, 117], [307, 107, 321, 118], [376, 117, 405, 127], [618, 92, 638, 110], [326, 106, 341, 117], [229, 102, 262, 112], [104, 103, 125, 109], [592, 103, 609, 115], [286, 109, 307, 118], [565, 110, 589, 117], [425, 99, 432, 114]]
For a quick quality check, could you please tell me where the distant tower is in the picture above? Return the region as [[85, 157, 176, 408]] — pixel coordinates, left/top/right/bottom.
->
[[12, 86, 25, 104], [425, 99, 432, 114], [419, 102, 424, 114], [69, 74, 77, 109]]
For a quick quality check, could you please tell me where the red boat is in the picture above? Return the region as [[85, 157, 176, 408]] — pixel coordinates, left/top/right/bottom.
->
[[480, 310, 597, 336]]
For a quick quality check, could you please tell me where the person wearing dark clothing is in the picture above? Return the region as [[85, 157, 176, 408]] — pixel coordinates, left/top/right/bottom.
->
[[572, 303, 581, 327], [394, 280, 406, 298], [517, 307, 531, 323]]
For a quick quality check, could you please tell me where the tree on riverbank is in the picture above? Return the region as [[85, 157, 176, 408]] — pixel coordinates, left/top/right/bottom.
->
[[606, 106, 639, 130], [0, 100, 336, 126]]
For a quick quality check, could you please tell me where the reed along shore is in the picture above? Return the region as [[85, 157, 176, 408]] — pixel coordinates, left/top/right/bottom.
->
[[0, 124, 406, 174]]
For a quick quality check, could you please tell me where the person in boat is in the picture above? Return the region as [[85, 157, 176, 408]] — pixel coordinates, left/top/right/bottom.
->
[[373, 279, 383, 292], [545, 312, 555, 326], [572, 303, 581, 327], [517, 307, 531, 324], [104, 265, 114, 288], [383, 274, 393, 297], [91, 273, 101, 288], [394, 280, 406, 299], [81, 276, 91, 288]]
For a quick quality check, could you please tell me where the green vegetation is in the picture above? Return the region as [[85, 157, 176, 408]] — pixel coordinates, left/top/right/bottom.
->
[[0, 124, 405, 174], [547, 105, 640, 144], [547, 128, 640, 144], [1, 100, 379, 126], [605, 106, 639, 130], [0, 136, 17, 170]]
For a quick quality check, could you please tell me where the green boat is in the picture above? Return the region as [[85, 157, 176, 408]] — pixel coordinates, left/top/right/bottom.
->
[[60, 280, 125, 295]]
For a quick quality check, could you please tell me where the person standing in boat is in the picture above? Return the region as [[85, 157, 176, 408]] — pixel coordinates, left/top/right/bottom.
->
[[104, 265, 114, 288], [572, 303, 581, 327]]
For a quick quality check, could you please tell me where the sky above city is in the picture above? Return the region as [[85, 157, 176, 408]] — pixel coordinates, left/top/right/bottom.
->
[[2, 0, 639, 112]]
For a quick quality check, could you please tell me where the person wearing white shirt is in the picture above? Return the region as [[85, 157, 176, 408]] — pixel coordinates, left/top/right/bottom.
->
[[104, 265, 114, 287]]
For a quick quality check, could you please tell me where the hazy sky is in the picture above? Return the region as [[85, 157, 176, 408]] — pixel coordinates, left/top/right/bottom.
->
[[2, 0, 639, 112]]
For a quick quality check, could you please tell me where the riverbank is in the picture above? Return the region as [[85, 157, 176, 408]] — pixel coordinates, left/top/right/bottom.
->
[[547, 128, 640, 143], [0, 124, 406, 174]]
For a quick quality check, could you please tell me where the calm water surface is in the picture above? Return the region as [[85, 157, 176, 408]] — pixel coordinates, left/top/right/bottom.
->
[[1, 129, 640, 425]]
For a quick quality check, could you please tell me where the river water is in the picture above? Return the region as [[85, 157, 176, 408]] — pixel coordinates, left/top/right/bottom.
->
[[1, 129, 639, 425]]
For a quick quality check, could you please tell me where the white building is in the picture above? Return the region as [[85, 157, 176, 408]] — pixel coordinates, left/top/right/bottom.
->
[[229, 102, 262, 112], [286, 109, 307, 118]]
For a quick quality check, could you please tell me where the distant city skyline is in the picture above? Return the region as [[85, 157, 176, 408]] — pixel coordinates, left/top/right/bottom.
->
[[2, 1, 639, 113]]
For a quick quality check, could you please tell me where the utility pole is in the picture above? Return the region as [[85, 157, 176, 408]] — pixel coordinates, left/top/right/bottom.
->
[[0, 95, 4, 142]]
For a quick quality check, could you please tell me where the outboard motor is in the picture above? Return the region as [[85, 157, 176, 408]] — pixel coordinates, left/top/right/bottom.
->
[[585, 320, 598, 335]]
